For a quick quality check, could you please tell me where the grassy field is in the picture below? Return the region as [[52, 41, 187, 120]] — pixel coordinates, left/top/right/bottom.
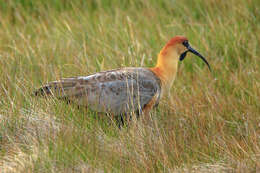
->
[[0, 0, 259, 172]]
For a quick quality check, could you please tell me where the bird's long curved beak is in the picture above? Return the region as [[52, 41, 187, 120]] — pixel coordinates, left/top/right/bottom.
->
[[182, 42, 211, 71]]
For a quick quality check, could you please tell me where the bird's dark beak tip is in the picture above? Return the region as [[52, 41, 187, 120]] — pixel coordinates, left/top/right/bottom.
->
[[187, 47, 211, 71], [182, 41, 211, 71]]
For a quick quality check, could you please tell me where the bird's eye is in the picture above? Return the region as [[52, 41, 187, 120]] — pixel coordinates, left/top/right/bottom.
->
[[183, 40, 189, 48]]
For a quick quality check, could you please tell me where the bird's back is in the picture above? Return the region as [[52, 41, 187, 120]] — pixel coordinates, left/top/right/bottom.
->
[[35, 68, 162, 114]]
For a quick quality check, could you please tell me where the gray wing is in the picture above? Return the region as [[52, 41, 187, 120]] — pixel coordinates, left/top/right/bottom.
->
[[35, 68, 161, 114]]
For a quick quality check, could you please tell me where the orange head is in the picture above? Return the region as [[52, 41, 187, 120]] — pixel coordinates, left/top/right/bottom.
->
[[161, 36, 188, 56], [151, 36, 211, 89], [157, 35, 211, 71]]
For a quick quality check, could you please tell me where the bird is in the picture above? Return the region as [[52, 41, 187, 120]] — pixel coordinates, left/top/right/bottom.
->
[[34, 36, 211, 124]]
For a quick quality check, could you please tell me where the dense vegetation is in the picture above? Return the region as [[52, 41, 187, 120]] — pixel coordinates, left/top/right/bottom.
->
[[0, 0, 259, 172]]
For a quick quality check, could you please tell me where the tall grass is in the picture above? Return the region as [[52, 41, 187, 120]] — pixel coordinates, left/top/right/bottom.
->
[[0, 0, 259, 172]]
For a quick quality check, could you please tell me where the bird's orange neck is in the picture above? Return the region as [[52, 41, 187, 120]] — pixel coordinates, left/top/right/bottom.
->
[[150, 49, 179, 89]]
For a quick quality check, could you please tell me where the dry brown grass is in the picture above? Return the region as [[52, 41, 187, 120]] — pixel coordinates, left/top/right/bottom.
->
[[0, 0, 259, 172]]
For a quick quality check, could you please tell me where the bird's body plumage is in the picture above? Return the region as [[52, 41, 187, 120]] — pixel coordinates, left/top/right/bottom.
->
[[35, 68, 161, 114]]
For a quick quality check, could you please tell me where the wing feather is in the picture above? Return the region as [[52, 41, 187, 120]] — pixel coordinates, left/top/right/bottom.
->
[[35, 68, 161, 114]]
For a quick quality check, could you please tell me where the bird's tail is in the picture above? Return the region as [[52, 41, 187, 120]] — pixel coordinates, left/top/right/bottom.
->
[[34, 85, 53, 96], [34, 79, 78, 98], [34, 82, 65, 97]]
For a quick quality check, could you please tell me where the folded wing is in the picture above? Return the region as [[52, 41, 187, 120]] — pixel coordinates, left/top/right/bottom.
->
[[35, 68, 161, 114]]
